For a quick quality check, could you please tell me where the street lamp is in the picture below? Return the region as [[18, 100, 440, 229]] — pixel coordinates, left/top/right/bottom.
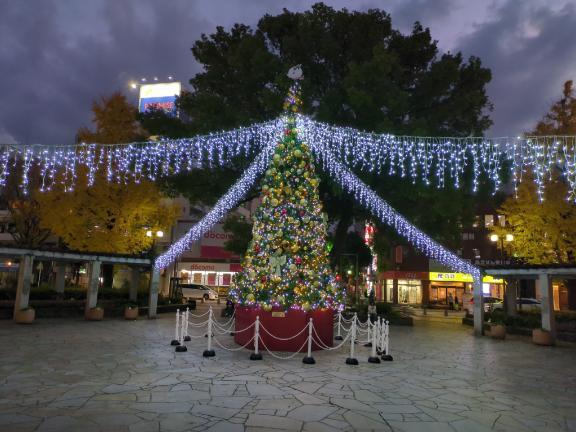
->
[[490, 234, 514, 263]]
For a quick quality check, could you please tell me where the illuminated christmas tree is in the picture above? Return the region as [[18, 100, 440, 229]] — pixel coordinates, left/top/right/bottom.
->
[[230, 83, 343, 311]]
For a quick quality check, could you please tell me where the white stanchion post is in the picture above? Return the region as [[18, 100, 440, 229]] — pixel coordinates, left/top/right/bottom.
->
[[335, 311, 343, 340], [250, 316, 263, 360], [378, 317, 385, 355], [203, 306, 215, 357], [303, 318, 315, 364], [346, 314, 359, 365], [175, 309, 187, 352], [364, 319, 372, 347], [381, 320, 393, 361], [368, 317, 381, 363], [171, 309, 181, 346], [184, 307, 191, 341]]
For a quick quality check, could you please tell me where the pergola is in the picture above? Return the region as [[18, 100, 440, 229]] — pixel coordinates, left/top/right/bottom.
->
[[0, 247, 160, 320], [482, 264, 576, 342]]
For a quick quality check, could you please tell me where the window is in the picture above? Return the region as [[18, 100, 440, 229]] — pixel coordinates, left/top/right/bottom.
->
[[484, 215, 494, 227], [498, 215, 506, 227], [462, 232, 475, 240]]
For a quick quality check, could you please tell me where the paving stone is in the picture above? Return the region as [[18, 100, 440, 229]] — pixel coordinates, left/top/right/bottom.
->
[[287, 405, 337, 422], [1, 307, 575, 432], [246, 414, 303, 430]]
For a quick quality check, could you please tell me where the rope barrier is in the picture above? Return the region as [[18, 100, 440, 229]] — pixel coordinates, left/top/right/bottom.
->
[[258, 336, 308, 360], [258, 321, 309, 341], [212, 334, 255, 351]]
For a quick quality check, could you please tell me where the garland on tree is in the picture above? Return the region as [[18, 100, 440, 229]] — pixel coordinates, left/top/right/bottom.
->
[[229, 84, 344, 311]]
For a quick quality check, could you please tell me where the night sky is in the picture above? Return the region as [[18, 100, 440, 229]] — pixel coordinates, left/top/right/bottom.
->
[[1, 0, 575, 146]]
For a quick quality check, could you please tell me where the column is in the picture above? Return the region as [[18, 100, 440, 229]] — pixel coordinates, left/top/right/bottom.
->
[[421, 280, 430, 306], [129, 267, 139, 301], [539, 273, 555, 338], [148, 268, 160, 319], [13, 255, 33, 318], [392, 279, 399, 304], [85, 260, 102, 315], [504, 279, 516, 316], [55, 263, 66, 294], [473, 279, 484, 336]]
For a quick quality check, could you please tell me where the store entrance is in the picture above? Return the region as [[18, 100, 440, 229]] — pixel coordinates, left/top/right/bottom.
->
[[430, 285, 465, 308]]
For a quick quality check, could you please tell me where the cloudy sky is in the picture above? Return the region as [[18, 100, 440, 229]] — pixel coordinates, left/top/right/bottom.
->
[[0, 0, 575, 145]]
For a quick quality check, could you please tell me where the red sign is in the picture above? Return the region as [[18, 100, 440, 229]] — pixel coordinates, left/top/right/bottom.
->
[[380, 271, 428, 280]]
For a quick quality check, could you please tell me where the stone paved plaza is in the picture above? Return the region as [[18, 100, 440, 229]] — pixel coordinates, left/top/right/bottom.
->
[[1, 305, 575, 432]]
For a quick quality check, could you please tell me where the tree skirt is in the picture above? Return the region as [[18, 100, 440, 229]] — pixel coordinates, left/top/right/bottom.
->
[[234, 306, 334, 352]]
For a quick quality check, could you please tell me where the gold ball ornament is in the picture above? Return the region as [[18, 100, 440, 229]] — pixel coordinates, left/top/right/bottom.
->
[[302, 302, 311, 311], [246, 293, 255, 303]]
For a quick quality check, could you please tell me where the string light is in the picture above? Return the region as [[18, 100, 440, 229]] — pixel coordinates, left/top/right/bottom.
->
[[308, 141, 482, 282], [154, 141, 278, 270]]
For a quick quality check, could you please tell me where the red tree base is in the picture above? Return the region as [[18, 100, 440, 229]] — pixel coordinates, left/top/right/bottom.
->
[[234, 306, 334, 352]]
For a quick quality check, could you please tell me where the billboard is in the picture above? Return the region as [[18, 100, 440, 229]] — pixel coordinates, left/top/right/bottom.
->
[[175, 222, 238, 259], [138, 82, 181, 116]]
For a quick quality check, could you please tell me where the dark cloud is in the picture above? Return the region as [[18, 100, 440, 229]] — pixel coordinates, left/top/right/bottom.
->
[[0, 0, 574, 144], [456, 1, 576, 135]]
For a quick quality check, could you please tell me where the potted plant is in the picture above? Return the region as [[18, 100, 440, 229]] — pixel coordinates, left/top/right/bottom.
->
[[124, 302, 139, 320], [86, 306, 104, 321], [15, 307, 35, 324], [532, 328, 554, 346], [489, 316, 507, 340]]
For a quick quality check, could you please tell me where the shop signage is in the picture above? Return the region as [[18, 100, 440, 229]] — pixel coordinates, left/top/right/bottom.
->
[[271, 312, 286, 318], [429, 272, 503, 284]]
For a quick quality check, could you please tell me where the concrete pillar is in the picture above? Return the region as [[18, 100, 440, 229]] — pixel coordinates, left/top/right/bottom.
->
[[392, 279, 399, 304], [85, 260, 102, 315], [421, 280, 430, 305], [539, 273, 556, 338], [13, 255, 34, 317], [55, 263, 66, 294], [473, 279, 484, 336], [130, 267, 139, 301], [148, 268, 160, 319], [504, 279, 516, 316]]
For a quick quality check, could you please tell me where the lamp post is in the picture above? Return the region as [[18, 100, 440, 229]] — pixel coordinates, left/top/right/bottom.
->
[[490, 233, 514, 263], [340, 253, 359, 303]]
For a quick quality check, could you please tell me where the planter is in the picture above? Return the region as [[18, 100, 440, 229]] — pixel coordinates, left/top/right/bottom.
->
[[235, 306, 333, 352], [490, 324, 506, 340], [86, 307, 104, 321], [15, 308, 35, 324], [532, 328, 554, 346], [124, 307, 139, 320]]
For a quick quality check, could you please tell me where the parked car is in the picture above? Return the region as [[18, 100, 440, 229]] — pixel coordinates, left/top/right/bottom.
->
[[179, 284, 219, 301], [468, 296, 504, 314], [517, 297, 541, 312]]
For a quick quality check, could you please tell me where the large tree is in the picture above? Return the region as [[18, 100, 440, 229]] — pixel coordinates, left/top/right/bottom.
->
[[492, 80, 576, 264], [144, 3, 494, 263], [38, 92, 177, 285]]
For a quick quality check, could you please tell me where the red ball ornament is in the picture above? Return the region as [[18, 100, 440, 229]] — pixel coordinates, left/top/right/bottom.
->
[[295, 256, 302, 265], [261, 275, 267, 283], [254, 244, 260, 253], [281, 208, 287, 215]]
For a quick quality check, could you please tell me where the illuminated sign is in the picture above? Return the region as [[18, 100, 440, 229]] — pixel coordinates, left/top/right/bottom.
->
[[429, 272, 503, 284], [138, 82, 181, 116]]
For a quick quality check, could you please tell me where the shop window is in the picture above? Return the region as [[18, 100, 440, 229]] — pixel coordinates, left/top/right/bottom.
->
[[222, 273, 231, 286], [398, 279, 422, 304], [385, 280, 393, 303], [207, 272, 216, 285], [192, 272, 202, 284]]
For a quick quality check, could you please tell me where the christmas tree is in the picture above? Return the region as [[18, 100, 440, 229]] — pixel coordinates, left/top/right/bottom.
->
[[230, 83, 344, 311]]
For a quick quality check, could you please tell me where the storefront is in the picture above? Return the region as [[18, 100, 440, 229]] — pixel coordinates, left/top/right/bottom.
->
[[177, 262, 242, 288], [379, 271, 428, 304], [378, 270, 504, 306]]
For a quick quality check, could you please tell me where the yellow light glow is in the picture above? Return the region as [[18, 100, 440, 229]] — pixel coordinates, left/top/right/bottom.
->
[[490, 234, 499, 242], [505, 233, 514, 242]]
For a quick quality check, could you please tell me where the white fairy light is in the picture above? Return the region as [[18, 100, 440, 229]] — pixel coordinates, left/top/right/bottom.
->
[[154, 139, 279, 270]]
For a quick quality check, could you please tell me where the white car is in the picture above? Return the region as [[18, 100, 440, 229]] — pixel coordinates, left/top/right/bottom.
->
[[180, 284, 219, 301], [517, 298, 541, 312]]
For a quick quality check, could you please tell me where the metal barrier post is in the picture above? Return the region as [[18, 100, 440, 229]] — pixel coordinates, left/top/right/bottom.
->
[[302, 318, 315, 364], [381, 320, 393, 361], [175, 309, 187, 352], [335, 311, 343, 340], [368, 318, 381, 363], [171, 309, 181, 346], [203, 306, 216, 357], [184, 307, 191, 341], [346, 315, 359, 365], [250, 316, 263, 360]]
